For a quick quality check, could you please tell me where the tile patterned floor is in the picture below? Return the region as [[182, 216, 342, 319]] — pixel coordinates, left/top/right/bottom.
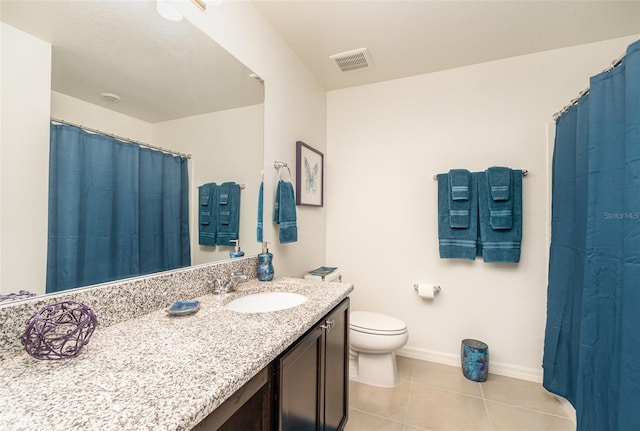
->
[[345, 357, 576, 431]]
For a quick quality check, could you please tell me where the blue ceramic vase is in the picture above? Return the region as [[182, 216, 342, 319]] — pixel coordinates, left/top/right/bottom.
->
[[257, 252, 274, 281], [461, 339, 489, 382]]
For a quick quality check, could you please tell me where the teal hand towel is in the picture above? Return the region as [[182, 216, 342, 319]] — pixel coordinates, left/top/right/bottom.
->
[[216, 182, 241, 246], [437, 173, 478, 259], [485, 168, 514, 229], [449, 169, 470, 201], [257, 181, 263, 243], [478, 170, 522, 263], [448, 169, 471, 228], [198, 183, 217, 246], [487, 166, 511, 201], [219, 185, 229, 205], [273, 180, 298, 243]]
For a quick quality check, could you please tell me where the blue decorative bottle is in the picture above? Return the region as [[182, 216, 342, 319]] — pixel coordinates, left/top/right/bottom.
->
[[229, 239, 245, 259], [257, 241, 274, 281]]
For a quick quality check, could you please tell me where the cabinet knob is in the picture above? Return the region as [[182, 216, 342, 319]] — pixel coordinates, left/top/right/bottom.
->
[[321, 319, 335, 332]]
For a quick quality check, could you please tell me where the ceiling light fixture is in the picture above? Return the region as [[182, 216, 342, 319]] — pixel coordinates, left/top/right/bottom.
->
[[156, 0, 184, 22], [100, 92, 121, 103]]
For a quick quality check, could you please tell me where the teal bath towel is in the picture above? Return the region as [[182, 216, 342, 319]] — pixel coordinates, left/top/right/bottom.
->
[[478, 170, 522, 263], [273, 180, 298, 243], [257, 181, 264, 243], [437, 173, 478, 259], [216, 182, 241, 246]]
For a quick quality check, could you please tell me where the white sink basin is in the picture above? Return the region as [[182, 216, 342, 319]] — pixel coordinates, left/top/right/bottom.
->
[[225, 291, 308, 313]]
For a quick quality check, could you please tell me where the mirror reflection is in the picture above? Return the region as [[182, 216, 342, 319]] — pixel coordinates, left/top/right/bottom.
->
[[0, 0, 265, 298]]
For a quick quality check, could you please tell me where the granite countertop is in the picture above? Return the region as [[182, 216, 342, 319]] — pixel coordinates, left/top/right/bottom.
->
[[0, 277, 353, 431]]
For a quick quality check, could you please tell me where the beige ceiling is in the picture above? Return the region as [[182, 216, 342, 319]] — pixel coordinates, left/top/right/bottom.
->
[[252, 0, 640, 91], [1, 0, 264, 123]]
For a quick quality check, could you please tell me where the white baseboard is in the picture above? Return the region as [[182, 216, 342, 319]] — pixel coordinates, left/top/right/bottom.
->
[[397, 345, 543, 383], [558, 397, 577, 425]]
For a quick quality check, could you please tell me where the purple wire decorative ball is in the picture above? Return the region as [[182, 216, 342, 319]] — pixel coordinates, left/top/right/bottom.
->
[[0, 290, 37, 303], [21, 301, 98, 360]]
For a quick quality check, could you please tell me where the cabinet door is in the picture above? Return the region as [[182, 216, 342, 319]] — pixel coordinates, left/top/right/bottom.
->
[[278, 325, 324, 431], [323, 299, 349, 431]]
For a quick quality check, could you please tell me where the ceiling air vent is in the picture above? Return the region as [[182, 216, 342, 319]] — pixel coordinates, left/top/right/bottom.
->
[[329, 48, 372, 72]]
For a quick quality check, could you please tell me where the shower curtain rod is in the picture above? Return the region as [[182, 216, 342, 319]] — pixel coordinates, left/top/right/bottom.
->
[[552, 50, 627, 121], [50, 117, 192, 159]]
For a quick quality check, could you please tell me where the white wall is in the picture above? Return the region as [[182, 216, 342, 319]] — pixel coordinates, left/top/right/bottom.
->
[[326, 35, 639, 381], [153, 104, 264, 264], [0, 23, 51, 295], [178, 2, 327, 278], [51, 91, 152, 142]]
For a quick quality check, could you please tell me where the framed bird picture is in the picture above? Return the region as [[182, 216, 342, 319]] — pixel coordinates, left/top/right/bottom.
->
[[295, 141, 324, 207]]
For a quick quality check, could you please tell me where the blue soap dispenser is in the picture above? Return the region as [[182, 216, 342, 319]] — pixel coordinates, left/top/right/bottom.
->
[[229, 239, 245, 258], [257, 241, 274, 281]]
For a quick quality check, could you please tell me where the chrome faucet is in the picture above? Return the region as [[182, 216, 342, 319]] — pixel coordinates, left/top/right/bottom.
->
[[213, 273, 248, 294]]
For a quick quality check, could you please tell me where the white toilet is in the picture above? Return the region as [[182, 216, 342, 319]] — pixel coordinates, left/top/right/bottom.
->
[[349, 311, 408, 388]]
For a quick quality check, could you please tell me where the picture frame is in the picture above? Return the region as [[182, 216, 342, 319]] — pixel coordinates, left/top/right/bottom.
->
[[295, 141, 324, 207]]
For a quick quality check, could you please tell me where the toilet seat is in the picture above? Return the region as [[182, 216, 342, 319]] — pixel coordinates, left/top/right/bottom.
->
[[350, 311, 407, 336]]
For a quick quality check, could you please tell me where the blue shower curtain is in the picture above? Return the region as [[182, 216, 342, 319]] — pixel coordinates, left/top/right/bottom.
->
[[543, 40, 640, 430], [46, 124, 190, 293]]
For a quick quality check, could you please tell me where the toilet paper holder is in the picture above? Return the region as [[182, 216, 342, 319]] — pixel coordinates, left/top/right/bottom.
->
[[413, 284, 442, 295]]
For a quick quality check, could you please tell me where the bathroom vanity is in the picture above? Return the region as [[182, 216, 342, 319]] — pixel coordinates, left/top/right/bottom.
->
[[194, 297, 349, 430], [0, 276, 352, 431]]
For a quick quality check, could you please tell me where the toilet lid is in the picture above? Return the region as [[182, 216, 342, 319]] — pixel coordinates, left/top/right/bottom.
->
[[350, 311, 407, 335]]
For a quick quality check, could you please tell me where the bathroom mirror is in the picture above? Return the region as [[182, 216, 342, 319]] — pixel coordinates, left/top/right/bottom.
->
[[0, 0, 264, 298]]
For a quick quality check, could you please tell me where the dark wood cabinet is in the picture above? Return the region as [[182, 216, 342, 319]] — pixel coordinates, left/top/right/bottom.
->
[[277, 298, 349, 431]]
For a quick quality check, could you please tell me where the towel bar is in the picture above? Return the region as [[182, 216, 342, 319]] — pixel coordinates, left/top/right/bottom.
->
[[433, 170, 528, 180]]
